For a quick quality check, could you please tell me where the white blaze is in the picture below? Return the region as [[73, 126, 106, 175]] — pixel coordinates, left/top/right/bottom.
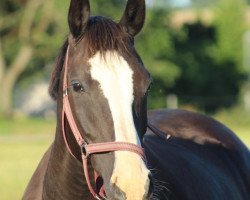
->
[[89, 51, 139, 144], [89, 51, 150, 199]]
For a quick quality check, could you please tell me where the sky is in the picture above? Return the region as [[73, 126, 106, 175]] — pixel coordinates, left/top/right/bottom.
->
[[170, 0, 191, 7], [147, 0, 191, 8]]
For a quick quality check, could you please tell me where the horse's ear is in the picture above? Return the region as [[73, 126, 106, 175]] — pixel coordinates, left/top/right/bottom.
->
[[119, 0, 145, 37], [68, 0, 90, 38]]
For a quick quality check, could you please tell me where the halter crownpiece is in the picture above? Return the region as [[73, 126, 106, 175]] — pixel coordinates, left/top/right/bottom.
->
[[61, 46, 145, 199]]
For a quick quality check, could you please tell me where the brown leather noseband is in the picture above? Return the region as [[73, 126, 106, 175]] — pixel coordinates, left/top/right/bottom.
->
[[61, 46, 145, 199]]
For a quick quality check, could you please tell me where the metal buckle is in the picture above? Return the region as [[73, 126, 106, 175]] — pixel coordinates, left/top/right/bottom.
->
[[63, 88, 68, 97], [95, 194, 107, 200], [94, 195, 102, 200], [81, 142, 88, 157]]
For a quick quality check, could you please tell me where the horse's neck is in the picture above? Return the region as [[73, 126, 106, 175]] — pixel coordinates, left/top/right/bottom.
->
[[42, 126, 92, 200]]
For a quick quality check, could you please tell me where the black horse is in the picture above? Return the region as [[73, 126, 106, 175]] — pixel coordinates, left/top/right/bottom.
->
[[22, 0, 250, 199]]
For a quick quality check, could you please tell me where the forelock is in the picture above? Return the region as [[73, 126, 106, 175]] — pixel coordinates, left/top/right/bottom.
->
[[83, 16, 132, 57]]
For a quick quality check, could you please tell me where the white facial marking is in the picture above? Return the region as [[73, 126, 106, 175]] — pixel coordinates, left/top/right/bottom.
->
[[89, 51, 150, 199], [90, 51, 139, 145]]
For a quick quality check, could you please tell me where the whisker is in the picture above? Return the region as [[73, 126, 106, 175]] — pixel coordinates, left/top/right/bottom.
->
[[147, 167, 171, 200]]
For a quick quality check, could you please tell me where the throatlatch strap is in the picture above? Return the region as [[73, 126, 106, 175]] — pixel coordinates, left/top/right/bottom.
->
[[147, 122, 171, 140]]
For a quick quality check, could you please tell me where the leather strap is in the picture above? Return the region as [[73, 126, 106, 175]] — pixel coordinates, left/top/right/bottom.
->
[[61, 46, 145, 199], [147, 122, 171, 140], [61, 46, 170, 199]]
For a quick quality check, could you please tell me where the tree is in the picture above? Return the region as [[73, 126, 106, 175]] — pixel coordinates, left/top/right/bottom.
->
[[91, 0, 125, 18], [214, 0, 246, 71], [136, 8, 181, 108], [191, 0, 218, 7], [0, 0, 66, 118], [171, 22, 244, 112]]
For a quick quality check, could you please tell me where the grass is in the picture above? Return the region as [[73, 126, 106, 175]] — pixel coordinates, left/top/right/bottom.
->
[[0, 109, 249, 200], [0, 118, 55, 200], [213, 107, 250, 147], [0, 135, 53, 200], [0, 117, 56, 135]]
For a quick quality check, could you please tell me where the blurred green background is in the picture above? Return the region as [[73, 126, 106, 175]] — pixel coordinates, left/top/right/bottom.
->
[[0, 0, 250, 199]]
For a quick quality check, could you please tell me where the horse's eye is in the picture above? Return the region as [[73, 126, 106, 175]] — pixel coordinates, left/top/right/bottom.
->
[[72, 82, 85, 93]]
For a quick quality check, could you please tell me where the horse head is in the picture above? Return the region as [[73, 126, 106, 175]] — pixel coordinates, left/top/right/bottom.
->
[[49, 0, 152, 199]]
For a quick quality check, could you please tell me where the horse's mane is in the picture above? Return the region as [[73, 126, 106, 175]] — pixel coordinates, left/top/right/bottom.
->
[[48, 38, 68, 100], [48, 16, 131, 100]]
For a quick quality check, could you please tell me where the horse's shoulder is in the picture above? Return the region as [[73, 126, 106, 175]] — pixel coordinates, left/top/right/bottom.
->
[[147, 109, 244, 149]]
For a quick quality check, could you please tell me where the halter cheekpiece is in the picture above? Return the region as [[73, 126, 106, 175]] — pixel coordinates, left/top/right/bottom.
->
[[61, 46, 145, 199]]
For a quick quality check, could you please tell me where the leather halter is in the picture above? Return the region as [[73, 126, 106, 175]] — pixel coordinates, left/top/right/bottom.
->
[[61, 46, 145, 199]]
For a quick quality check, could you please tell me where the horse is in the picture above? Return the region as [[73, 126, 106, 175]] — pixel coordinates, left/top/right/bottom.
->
[[22, 0, 250, 199]]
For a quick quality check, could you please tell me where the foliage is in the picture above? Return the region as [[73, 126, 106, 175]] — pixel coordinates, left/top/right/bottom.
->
[[191, 0, 218, 7], [214, 0, 246, 71], [55, 0, 126, 22], [0, 0, 68, 117], [170, 22, 245, 112], [168, 0, 247, 112], [142, 0, 248, 112], [136, 8, 181, 108], [0, 0, 249, 117], [0, 1, 66, 70], [91, 0, 125, 18]]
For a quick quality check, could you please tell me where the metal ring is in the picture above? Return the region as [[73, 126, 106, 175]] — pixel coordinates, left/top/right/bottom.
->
[[81, 142, 88, 157]]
